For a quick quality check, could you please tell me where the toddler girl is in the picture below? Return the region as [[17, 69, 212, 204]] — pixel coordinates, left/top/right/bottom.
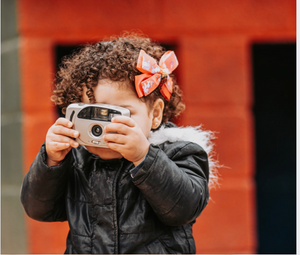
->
[[21, 33, 217, 254]]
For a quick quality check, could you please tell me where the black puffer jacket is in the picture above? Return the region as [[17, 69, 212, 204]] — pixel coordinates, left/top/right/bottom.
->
[[21, 125, 210, 254]]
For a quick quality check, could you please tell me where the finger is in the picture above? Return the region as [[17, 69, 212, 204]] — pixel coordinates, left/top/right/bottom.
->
[[103, 133, 126, 144], [111, 116, 135, 127], [48, 141, 72, 151], [104, 123, 130, 135], [52, 125, 79, 139], [49, 134, 79, 148], [106, 141, 124, 152], [55, 117, 74, 128]]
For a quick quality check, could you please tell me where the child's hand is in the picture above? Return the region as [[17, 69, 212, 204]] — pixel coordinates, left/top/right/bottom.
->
[[103, 116, 150, 166], [45, 118, 79, 166]]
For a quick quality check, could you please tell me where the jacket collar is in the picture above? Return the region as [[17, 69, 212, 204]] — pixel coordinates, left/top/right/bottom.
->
[[148, 123, 219, 188]]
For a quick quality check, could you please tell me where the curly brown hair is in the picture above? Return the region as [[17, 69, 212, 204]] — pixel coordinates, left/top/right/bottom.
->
[[52, 32, 185, 123]]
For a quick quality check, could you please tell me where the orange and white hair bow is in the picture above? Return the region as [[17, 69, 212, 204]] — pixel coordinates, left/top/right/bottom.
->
[[135, 50, 179, 101]]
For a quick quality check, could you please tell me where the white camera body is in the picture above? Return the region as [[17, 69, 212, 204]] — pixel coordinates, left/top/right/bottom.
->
[[65, 103, 131, 148]]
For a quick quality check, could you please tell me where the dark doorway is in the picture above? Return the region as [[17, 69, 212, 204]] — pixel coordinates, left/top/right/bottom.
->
[[252, 43, 296, 254], [54, 45, 83, 117]]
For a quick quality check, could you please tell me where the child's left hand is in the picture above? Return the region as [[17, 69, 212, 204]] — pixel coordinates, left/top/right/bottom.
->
[[103, 116, 150, 166]]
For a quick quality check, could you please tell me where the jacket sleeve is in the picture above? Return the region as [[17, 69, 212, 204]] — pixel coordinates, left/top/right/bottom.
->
[[20, 143, 73, 222], [132, 141, 209, 226]]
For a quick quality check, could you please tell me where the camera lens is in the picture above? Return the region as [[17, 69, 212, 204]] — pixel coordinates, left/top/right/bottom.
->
[[91, 125, 102, 137]]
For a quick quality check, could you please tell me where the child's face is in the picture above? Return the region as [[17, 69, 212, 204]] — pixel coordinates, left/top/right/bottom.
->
[[81, 79, 154, 159]]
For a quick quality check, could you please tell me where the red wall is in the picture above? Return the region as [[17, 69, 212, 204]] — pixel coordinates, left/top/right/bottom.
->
[[18, 0, 295, 253]]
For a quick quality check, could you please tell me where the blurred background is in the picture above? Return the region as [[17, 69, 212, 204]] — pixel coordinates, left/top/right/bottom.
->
[[1, 0, 296, 253]]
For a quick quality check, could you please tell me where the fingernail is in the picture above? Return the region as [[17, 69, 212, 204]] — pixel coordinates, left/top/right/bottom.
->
[[74, 131, 79, 136], [74, 142, 79, 147], [68, 122, 73, 127]]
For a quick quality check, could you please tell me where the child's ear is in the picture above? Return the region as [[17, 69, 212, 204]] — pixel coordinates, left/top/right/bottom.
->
[[151, 98, 164, 129]]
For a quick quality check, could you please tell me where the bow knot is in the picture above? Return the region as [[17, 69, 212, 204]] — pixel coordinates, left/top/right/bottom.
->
[[135, 50, 178, 101]]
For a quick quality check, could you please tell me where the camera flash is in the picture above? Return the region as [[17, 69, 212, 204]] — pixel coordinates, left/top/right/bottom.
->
[[100, 109, 108, 116]]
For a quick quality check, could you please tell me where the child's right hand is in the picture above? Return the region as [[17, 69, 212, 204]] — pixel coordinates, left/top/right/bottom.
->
[[45, 117, 80, 167]]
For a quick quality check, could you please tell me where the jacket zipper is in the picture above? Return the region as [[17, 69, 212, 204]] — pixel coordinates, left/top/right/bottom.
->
[[112, 160, 123, 254]]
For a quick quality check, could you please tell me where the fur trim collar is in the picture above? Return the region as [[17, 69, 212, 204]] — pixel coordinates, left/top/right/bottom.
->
[[148, 124, 219, 188]]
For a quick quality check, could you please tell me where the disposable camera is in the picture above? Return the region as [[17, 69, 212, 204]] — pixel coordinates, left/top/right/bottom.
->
[[66, 103, 131, 148]]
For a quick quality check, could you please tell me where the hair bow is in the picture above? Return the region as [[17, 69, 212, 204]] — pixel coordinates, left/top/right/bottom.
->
[[135, 50, 179, 101]]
